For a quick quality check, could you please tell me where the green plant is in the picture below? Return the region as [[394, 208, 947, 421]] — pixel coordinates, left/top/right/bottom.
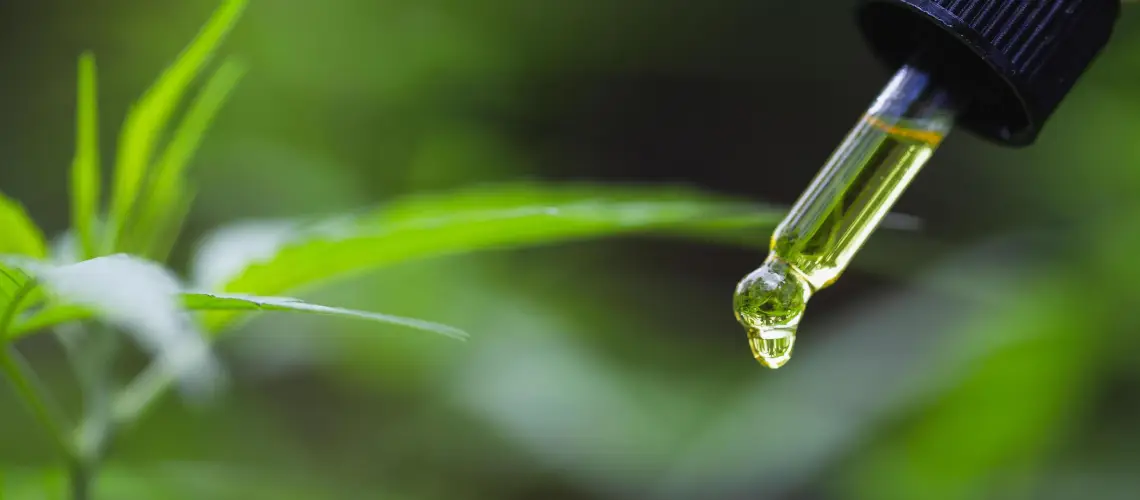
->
[[0, 1, 816, 497]]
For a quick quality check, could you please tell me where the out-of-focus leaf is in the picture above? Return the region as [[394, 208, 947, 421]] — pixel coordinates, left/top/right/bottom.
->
[[198, 184, 784, 332], [109, 0, 246, 248], [840, 282, 1102, 500], [9, 304, 91, 340], [143, 187, 196, 263], [2, 467, 67, 499], [130, 59, 244, 256], [71, 52, 101, 259], [455, 325, 694, 492], [0, 264, 27, 302], [0, 193, 47, 259], [0, 194, 47, 312], [9, 255, 220, 400], [452, 238, 1053, 499]]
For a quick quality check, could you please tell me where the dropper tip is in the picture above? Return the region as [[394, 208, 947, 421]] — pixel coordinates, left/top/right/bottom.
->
[[748, 327, 796, 369], [734, 256, 809, 370], [756, 355, 792, 370]]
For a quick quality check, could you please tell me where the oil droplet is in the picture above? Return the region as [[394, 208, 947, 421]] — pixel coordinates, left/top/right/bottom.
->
[[733, 256, 813, 369], [747, 327, 796, 369]]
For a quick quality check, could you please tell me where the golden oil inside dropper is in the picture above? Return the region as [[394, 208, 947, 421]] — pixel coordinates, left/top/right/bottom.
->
[[733, 62, 955, 369]]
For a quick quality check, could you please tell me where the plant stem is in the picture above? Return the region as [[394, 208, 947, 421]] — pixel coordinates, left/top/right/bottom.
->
[[0, 348, 76, 458], [0, 349, 94, 499], [0, 349, 92, 498], [61, 323, 120, 462], [69, 460, 92, 500], [0, 281, 90, 498]]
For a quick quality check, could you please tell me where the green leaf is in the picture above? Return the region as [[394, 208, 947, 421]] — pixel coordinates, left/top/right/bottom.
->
[[0, 267, 38, 337], [0, 264, 37, 321], [841, 284, 1102, 500], [5, 255, 221, 398], [198, 184, 784, 331], [108, 0, 246, 249], [71, 52, 101, 259], [8, 304, 89, 339], [0, 264, 26, 300], [184, 292, 468, 339], [130, 59, 245, 256], [142, 187, 197, 263], [10, 293, 467, 341], [0, 192, 47, 259]]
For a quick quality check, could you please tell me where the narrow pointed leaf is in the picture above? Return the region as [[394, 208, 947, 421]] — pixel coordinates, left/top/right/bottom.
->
[[71, 52, 101, 259], [109, 0, 246, 248], [130, 59, 244, 255], [0, 193, 47, 259], [143, 187, 197, 262]]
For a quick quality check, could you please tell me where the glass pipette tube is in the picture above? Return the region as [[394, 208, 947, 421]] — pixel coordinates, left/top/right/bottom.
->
[[733, 59, 962, 369]]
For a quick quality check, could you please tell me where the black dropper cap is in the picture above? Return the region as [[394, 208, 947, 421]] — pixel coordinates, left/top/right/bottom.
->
[[855, 0, 1121, 147]]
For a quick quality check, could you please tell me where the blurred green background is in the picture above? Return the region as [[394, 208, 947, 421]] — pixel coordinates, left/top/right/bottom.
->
[[1, 0, 1139, 498]]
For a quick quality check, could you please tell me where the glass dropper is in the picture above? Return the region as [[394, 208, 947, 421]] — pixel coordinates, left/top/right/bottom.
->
[[732, 54, 963, 369], [732, 0, 1123, 369]]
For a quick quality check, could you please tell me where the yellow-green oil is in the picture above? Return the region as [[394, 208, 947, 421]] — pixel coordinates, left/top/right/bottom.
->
[[734, 114, 944, 368]]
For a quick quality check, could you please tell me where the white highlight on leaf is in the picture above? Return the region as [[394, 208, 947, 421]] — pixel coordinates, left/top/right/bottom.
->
[[22, 254, 222, 401], [50, 231, 81, 265], [190, 220, 297, 290]]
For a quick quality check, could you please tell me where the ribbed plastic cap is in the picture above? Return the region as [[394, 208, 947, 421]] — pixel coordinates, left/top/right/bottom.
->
[[855, 0, 1120, 146]]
